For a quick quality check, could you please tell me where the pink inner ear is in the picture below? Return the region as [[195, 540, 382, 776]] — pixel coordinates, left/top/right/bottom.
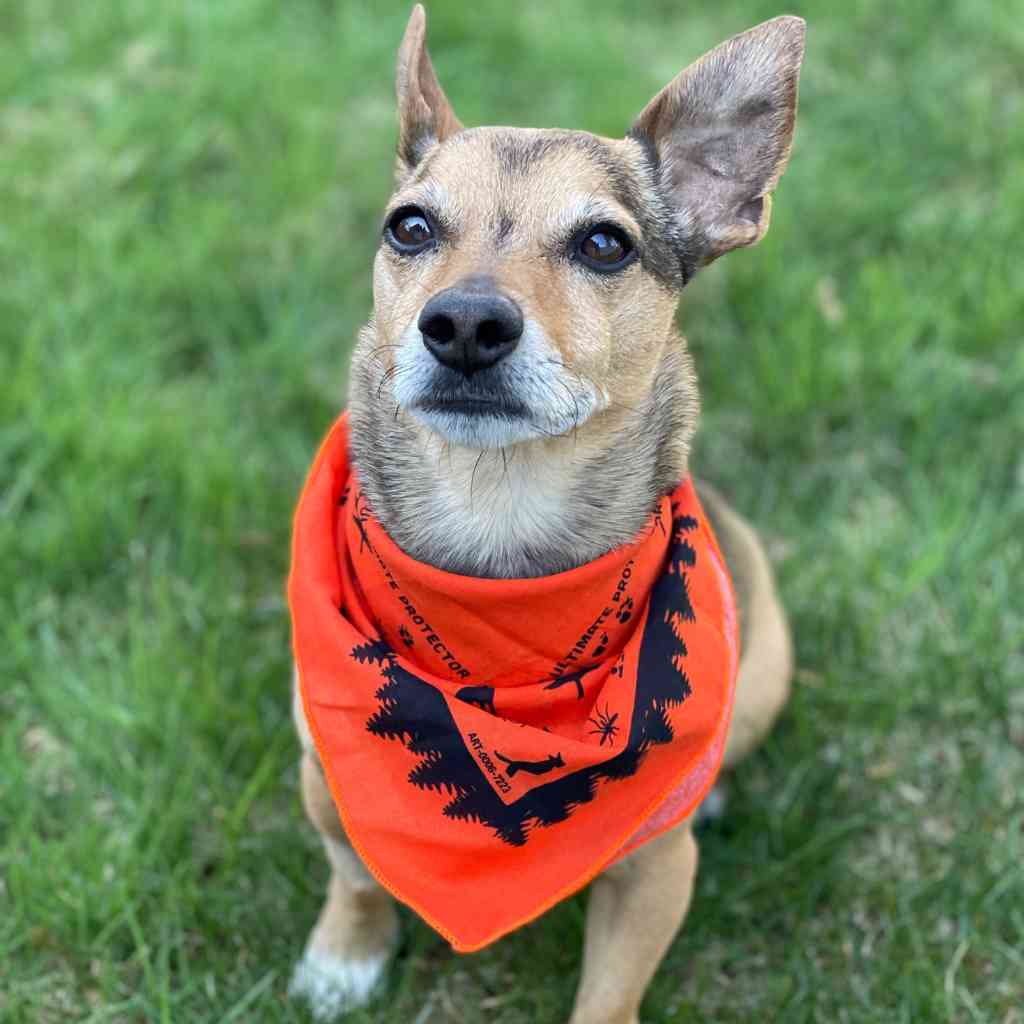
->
[[738, 196, 764, 224], [628, 17, 805, 264]]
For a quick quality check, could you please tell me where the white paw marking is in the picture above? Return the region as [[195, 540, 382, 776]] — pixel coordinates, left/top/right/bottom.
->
[[289, 948, 389, 1021]]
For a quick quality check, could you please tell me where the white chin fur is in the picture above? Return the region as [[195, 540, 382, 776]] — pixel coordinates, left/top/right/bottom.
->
[[408, 406, 547, 448], [289, 948, 389, 1021]]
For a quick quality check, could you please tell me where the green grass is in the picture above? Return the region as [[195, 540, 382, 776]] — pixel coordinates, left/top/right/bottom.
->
[[2, 0, 1022, 1020]]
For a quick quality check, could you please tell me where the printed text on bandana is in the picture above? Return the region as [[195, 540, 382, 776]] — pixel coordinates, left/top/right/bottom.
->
[[354, 494, 471, 680], [468, 732, 512, 794], [549, 559, 636, 679]]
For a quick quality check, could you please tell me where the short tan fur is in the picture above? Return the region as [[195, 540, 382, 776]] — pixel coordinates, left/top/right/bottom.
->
[[289, 7, 804, 1021]]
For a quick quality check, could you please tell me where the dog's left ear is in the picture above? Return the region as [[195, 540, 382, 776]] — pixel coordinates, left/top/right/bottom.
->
[[395, 5, 462, 175], [630, 17, 805, 266]]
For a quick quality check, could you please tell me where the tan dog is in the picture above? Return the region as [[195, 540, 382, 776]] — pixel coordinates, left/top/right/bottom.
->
[[289, 7, 803, 1021]]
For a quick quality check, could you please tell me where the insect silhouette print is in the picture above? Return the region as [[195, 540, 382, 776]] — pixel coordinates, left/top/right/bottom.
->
[[588, 704, 620, 746]]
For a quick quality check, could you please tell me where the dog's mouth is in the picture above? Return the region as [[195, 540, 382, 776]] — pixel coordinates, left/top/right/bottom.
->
[[414, 393, 529, 419], [404, 377, 544, 449]]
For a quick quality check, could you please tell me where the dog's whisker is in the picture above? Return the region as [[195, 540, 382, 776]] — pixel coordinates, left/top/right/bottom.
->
[[522, 412, 560, 439], [468, 448, 489, 512], [541, 360, 587, 443], [605, 399, 646, 416], [499, 445, 509, 488], [552, 376, 581, 445], [367, 343, 402, 365], [376, 365, 400, 401]]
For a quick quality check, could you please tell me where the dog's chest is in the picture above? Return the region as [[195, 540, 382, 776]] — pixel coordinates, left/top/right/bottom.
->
[[407, 450, 581, 576]]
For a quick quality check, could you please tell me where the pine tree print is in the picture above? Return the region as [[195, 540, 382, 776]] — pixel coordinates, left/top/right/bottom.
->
[[358, 511, 702, 846]]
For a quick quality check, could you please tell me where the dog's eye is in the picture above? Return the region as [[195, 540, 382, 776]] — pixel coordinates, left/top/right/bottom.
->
[[576, 225, 635, 272], [386, 206, 436, 253]]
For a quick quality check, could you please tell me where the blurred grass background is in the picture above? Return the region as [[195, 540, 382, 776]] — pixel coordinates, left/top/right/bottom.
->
[[2, 0, 1022, 1021]]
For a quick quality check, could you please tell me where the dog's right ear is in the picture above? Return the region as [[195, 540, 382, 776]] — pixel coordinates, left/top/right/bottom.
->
[[630, 17, 805, 268], [394, 5, 462, 176]]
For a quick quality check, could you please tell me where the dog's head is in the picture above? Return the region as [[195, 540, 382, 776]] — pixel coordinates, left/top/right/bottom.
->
[[365, 5, 805, 451]]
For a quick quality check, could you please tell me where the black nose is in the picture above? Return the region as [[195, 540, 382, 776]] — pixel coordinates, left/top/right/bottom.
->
[[418, 275, 523, 376]]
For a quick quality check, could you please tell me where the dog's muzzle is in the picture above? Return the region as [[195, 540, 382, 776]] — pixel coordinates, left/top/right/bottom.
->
[[388, 280, 602, 448]]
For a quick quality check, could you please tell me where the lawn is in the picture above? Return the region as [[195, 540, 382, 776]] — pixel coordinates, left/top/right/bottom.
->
[[2, 0, 1022, 1021]]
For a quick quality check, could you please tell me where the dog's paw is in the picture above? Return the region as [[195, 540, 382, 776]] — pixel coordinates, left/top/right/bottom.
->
[[288, 948, 388, 1021], [692, 782, 728, 828]]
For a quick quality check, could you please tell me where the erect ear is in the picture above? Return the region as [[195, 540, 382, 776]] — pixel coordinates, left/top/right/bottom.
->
[[630, 16, 805, 267], [395, 5, 462, 175]]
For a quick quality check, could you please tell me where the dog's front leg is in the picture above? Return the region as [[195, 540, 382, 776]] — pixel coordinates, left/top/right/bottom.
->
[[290, 685, 399, 1020], [568, 825, 698, 1024]]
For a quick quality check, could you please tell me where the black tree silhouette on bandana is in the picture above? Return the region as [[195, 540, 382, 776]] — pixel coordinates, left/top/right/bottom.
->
[[455, 685, 497, 715], [362, 512, 699, 847]]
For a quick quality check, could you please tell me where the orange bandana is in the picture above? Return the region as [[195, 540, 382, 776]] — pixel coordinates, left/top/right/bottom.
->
[[289, 414, 739, 952]]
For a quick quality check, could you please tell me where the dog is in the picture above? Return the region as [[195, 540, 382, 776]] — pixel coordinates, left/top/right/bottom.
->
[[289, 7, 803, 1021]]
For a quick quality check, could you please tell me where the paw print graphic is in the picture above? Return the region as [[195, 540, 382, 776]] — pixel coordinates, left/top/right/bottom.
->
[[592, 632, 609, 657], [616, 597, 635, 624], [610, 655, 625, 678], [398, 625, 414, 648]]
